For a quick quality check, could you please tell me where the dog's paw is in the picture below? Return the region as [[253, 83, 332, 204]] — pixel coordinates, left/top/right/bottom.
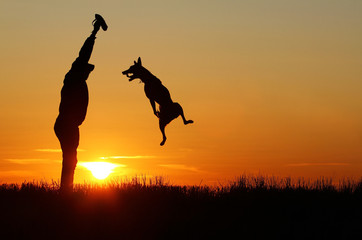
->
[[185, 120, 194, 125], [160, 139, 166, 146]]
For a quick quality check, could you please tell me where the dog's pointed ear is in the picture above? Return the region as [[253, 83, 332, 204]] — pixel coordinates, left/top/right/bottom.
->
[[134, 60, 137, 65], [137, 57, 142, 66]]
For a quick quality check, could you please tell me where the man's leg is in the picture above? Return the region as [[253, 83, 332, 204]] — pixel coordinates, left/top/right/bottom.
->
[[77, 35, 96, 63], [60, 147, 77, 192], [55, 121, 80, 193], [77, 14, 107, 63]]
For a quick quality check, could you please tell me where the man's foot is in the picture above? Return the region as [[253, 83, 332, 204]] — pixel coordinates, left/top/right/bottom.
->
[[93, 14, 108, 31]]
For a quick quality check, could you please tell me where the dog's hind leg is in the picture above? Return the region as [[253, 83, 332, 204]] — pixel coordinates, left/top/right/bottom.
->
[[159, 119, 167, 146], [174, 102, 193, 125]]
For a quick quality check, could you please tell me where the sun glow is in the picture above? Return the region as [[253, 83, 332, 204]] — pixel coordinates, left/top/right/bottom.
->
[[79, 162, 124, 180]]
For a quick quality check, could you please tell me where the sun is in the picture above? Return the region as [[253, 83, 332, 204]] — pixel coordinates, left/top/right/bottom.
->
[[79, 162, 121, 180]]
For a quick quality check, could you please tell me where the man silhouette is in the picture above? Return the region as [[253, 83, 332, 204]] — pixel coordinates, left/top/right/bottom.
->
[[54, 14, 108, 193]]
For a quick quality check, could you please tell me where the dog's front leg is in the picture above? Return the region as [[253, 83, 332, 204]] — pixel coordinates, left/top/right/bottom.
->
[[149, 99, 159, 117]]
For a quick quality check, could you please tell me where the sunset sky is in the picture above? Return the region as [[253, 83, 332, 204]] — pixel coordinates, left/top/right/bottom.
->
[[0, 0, 361, 185]]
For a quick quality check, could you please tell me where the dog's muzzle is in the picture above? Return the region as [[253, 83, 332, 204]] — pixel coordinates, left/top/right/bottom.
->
[[122, 70, 135, 81]]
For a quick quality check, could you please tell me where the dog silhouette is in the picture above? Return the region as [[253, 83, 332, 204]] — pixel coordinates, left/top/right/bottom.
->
[[122, 57, 193, 146]]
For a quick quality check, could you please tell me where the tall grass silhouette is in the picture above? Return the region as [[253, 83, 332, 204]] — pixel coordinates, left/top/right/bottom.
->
[[0, 175, 361, 239]]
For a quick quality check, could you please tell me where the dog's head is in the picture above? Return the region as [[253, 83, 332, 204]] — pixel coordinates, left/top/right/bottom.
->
[[122, 57, 143, 82]]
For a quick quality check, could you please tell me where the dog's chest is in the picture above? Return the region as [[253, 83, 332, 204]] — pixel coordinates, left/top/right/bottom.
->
[[144, 84, 158, 99], [144, 83, 171, 103]]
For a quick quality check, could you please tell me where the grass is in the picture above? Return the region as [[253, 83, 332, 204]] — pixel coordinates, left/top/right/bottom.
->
[[0, 175, 361, 240]]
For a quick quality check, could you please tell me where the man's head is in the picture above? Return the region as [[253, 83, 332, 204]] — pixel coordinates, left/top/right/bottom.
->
[[80, 63, 94, 80], [69, 61, 95, 81], [86, 63, 95, 72]]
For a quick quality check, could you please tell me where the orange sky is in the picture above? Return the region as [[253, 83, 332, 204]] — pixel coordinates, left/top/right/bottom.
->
[[0, 1, 361, 185]]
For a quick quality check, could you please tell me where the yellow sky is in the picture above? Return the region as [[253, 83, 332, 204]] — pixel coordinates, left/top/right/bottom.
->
[[0, 1, 361, 185]]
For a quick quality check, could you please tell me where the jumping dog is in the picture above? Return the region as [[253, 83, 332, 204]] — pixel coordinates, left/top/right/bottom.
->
[[122, 57, 193, 146]]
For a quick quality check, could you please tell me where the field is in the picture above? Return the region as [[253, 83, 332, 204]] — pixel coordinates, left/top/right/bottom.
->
[[0, 176, 361, 240]]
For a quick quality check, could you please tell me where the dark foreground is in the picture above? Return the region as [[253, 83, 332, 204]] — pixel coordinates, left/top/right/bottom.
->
[[0, 176, 361, 240]]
